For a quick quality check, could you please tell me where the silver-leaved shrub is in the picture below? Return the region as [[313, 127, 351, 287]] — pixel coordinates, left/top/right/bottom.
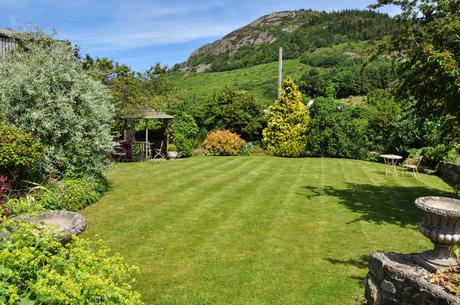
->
[[0, 32, 114, 177]]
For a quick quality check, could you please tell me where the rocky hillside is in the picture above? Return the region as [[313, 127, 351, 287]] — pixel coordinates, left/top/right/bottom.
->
[[178, 9, 395, 73]]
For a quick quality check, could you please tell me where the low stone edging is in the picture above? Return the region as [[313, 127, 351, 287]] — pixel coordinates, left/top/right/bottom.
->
[[365, 252, 459, 305]]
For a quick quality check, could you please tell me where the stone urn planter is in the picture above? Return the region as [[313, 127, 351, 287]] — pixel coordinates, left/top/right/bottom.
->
[[415, 196, 460, 272], [167, 144, 178, 160], [167, 150, 178, 159]]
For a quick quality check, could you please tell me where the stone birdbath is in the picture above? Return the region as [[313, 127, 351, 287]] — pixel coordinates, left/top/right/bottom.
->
[[415, 196, 460, 272], [14, 210, 86, 243]]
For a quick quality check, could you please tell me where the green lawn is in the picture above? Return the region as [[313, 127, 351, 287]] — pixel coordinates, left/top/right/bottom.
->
[[82, 156, 454, 305]]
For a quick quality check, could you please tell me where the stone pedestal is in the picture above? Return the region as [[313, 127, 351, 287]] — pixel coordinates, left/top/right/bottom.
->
[[365, 252, 459, 305]]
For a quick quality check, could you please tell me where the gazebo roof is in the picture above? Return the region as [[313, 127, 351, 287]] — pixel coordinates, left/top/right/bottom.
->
[[121, 106, 174, 119]]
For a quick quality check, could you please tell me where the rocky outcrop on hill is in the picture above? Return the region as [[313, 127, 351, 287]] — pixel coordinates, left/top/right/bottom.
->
[[178, 9, 395, 73]]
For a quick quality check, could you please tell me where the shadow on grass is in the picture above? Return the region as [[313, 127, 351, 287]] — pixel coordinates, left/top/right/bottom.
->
[[324, 255, 372, 287], [324, 255, 368, 269], [301, 183, 454, 227]]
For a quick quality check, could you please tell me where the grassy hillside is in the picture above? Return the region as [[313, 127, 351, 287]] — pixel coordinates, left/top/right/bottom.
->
[[171, 59, 307, 106], [181, 10, 395, 72], [171, 41, 384, 106]]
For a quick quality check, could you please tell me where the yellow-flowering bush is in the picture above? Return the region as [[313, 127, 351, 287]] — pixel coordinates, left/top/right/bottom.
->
[[203, 130, 245, 156], [262, 78, 310, 157], [0, 221, 143, 305]]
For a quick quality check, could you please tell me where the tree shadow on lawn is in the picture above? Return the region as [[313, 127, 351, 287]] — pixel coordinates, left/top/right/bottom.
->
[[301, 183, 454, 227], [324, 255, 383, 286], [325, 255, 368, 269]]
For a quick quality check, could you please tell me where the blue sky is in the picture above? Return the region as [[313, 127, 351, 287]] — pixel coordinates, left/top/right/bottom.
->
[[0, 0, 398, 72]]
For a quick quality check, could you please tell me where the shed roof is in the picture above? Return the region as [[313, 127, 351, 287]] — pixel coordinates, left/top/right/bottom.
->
[[121, 106, 174, 119], [0, 28, 14, 37]]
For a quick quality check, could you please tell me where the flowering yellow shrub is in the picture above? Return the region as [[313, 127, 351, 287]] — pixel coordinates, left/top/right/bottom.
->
[[203, 130, 245, 156]]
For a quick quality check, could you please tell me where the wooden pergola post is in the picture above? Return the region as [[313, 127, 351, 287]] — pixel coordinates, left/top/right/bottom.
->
[[145, 119, 149, 159]]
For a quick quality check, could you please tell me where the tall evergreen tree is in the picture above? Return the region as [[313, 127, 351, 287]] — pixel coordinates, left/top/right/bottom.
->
[[262, 78, 310, 157]]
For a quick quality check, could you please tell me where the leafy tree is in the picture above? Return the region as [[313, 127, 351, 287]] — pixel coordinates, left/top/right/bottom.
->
[[262, 78, 310, 157], [0, 32, 114, 177], [201, 87, 264, 141], [365, 89, 402, 150], [299, 44, 394, 98], [82, 55, 132, 85], [308, 97, 370, 159], [300, 68, 330, 97], [372, 0, 460, 140], [388, 107, 452, 156]]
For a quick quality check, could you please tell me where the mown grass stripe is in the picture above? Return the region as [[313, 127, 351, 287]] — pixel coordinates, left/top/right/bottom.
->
[[81, 157, 454, 305]]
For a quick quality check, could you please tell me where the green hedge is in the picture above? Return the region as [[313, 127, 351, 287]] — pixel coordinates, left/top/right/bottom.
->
[[37, 178, 107, 211], [0, 221, 143, 305]]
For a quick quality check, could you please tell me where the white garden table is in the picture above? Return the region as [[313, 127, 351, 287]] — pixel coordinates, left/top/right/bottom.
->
[[380, 154, 403, 176]]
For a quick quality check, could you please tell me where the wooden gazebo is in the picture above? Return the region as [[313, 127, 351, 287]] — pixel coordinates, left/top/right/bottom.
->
[[121, 106, 174, 160]]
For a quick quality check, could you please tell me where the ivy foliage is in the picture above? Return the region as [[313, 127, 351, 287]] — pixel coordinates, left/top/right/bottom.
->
[[0, 31, 114, 177], [0, 221, 143, 305], [262, 78, 310, 157], [171, 113, 199, 157]]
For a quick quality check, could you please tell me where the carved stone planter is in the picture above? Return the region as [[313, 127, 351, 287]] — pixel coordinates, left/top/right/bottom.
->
[[415, 196, 460, 272]]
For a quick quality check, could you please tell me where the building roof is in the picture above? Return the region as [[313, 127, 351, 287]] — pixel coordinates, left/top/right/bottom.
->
[[0, 28, 14, 37], [121, 106, 174, 119]]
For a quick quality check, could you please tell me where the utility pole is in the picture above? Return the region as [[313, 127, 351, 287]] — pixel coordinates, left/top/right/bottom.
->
[[278, 47, 283, 99]]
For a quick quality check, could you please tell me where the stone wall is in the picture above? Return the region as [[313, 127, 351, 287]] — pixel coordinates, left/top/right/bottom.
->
[[438, 162, 460, 187], [365, 252, 459, 305]]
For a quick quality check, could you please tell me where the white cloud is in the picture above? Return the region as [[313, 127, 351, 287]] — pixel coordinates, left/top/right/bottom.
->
[[69, 20, 238, 51], [58, 0, 245, 51]]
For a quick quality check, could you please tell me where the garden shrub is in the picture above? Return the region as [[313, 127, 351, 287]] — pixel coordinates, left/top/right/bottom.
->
[[203, 130, 245, 156], [0, 176, 14, 206], [262, 78, 310, 157], [0, 221, 143, 305], [0, 31, 114, 177], [388, 108, 452, 156], [37, 177, 107, 211], [171, 113, 199, 157], [365, 89, 402, 151], [1, 196, 44, 219], [308, 97, 370, 159], [0, 122, 44, 174], [408, 144, 458, 170], [200, 87, 264, 141]]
